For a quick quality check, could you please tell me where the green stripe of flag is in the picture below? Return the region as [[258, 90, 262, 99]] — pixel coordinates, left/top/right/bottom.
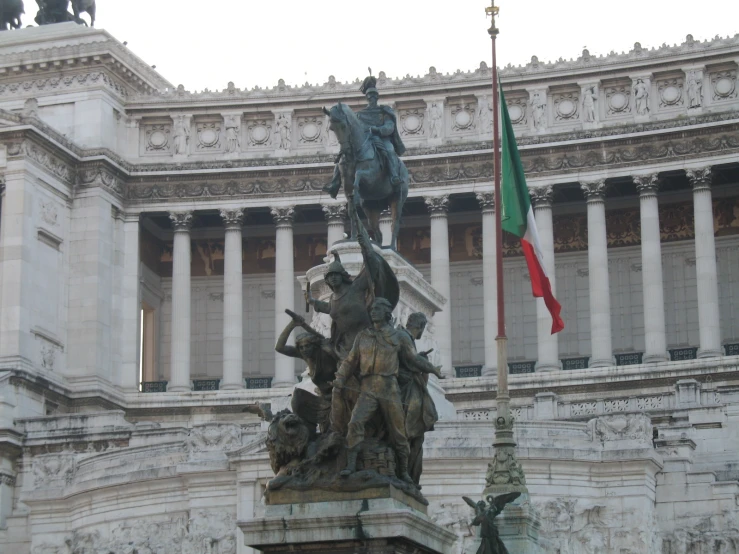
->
[[500, 83, 530, 239]]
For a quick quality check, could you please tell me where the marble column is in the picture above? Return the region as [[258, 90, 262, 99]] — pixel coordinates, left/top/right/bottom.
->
[[425, 195, 453, 377], [220, 208, 245, 389], [119, 214, 141, 391], [633, 174, 669, 363], [322, 203, 346, 249], [530, 186, 560, 371], [379, 209, 393, 247], [686, 167, 722, 358], [476, 191, 498, 376], [271, 206, 296, 387], [581, 180, 614, 368], [168, 211, 193, 392]]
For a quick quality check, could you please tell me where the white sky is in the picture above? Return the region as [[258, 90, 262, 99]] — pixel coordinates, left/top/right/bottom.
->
[[20, 0, 739, 91]]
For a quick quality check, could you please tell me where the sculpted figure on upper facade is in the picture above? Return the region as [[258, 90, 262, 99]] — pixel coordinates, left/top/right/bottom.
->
[[275, 114, 291, 149], [531, 92, 546, 130], [463, 493, 521, 554], [173, 115, 190, 155], [224, 115, 240, 153], [428, 102, 443, 138], [582, 86, 597, 122], [687, 71, 703, 108], [477, 96, 493, 134], [321, 72, 409, 249], [634, 79, 650, 115], [397, 312, 439, 485], [1, 0, 24, 31]]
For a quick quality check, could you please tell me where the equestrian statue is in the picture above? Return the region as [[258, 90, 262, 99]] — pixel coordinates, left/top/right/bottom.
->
[[0, 0, 24, 29], [322, 71, 409, 250], [34, 0, 95, 26]]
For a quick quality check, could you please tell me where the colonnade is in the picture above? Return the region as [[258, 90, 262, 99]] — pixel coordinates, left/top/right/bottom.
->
[[131, 166, 722, 390]]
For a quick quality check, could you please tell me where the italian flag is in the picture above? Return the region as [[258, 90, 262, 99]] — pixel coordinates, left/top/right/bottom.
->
[[499, 85, 565, 334]]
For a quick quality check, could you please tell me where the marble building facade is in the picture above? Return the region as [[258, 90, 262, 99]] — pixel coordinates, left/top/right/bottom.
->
[[0, 22, 738, 553]]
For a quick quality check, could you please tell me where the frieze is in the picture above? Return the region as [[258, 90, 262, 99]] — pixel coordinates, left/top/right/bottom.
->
[[0, 71, 129, 100], [76, 165, 124, 197], [7, 139, 75, 184]]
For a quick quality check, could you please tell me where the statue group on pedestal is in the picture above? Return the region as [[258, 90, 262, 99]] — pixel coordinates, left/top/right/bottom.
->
[[266, 118, 441, 499], [0, 0, 96, 31]]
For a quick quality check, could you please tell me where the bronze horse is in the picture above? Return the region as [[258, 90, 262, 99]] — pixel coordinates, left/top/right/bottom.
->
[[34, 0, 95, 26], [323, 102, 408, 250], [0, 0, 25, 30]]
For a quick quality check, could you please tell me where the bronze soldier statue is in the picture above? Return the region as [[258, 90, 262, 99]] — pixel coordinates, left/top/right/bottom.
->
[[333, 297, 442, 485], [323, 73, 406, 199], [398, 312, 440, 486]]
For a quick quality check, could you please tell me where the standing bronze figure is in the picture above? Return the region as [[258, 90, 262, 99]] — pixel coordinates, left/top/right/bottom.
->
[[463, 493, 521, 554]]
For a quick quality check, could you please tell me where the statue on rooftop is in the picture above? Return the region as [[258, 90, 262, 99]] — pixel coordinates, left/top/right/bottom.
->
[[34, 0, 95, 26], [321, 71, 409, 250], [0, 0, 24, 30]]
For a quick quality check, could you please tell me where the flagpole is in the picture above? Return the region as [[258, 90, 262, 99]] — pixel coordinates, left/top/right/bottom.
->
[[484, 0, 527, 497]]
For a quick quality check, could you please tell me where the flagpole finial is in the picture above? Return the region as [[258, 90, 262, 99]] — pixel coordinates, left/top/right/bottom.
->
[[485, 0, 499, 36]]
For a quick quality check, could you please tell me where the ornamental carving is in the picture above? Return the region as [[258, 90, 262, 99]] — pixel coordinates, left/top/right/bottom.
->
[[219, 208, 245, 227], [246, 119, 272, 146], [0, 72, 128, 100], [427, 101, 443, 138], [297, 116, 323, 143], [172, 115, 190, 155], [476, 96, 493, 133], [39, 199, 59, 226], [475, 191, 495, 211], [322, 203, 347, 223], [270, 206, 295, 226], [144, 124, 171, 152], [8, 140, 74, 184], [450, 102, 475, 131], [686, 70, 703, 108], [77, 167, 123, 196], [224, 115, 241, 153], [399, 107, 425, 136], [588, 413, 652, 443], [633, 174, 659, 195], [424, 195, 450, 214], [605, 84, 631, 115], [685, 166, 712, 190], [185, 423, 242, 455], [657, 77, 684, 108], [32, 452, 76, 487], [710, 69, 737, 100], [528, 185, 554, 207], [553, 91, 579, 121], [169, 211, 193, 231], [505, 95, 527, 125], [580, 179, 607, 199], [553, 213, 587, 252], [196, 121, 222, 150], [633, 77, 651, 115], [274, 113, 292, 149]]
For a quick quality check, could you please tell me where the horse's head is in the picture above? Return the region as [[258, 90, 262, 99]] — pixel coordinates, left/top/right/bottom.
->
[[322, 103, 365, 150]]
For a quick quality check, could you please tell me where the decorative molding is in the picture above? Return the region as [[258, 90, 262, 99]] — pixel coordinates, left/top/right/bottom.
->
[[633, 174, 660, 195], [322, 203, 347, 224], [424, 195, 450, 215], [529, 185, 554, 207], [685, 166, 712, 191], [168, 211, 193, 231], [0, 71, 129, 100], [270, 206, 295, 227], [580, 179, 607, 200], [219, 208, 245, 228], [475, 191, 495, 211]]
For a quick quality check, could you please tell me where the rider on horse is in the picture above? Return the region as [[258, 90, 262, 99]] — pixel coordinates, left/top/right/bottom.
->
[[323, 74, 406, 199]]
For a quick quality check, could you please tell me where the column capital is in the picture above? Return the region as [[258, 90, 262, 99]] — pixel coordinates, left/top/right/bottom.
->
[[580, 180, 607, 201], [424, 195, 450, 215], [528, 185, 554, 208], [169, 211, 193, 231], [633, 174, 660, 196], [321, 203, 347, 223], [685, 166, 712, 191], [475, 191, 495, 212], [220, 208, 245, 229], [271, 206, 295, 227]]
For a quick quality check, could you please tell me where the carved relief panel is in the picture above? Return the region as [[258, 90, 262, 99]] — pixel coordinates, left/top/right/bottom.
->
[[655, 73, 685, 110], [551, 87, 580, 123], [709, 64, 737, 103], [505, 92, 528, 127], [244, 115, 273, 148], [398, 102, 426, 139], [194, 117, 222, 152], [447, 98, 477, 136], [140, 120, 172, 156], [602, 79, 632, 118], [295, 113, 324, 147]]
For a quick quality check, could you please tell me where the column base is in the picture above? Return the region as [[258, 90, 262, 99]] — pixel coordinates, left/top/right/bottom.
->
[[220, 382, 244, 391], [643, 352, 670, 364], [589, 357, 616, 369], [698, 348, 723, 359], [535, 360, 562, 372]]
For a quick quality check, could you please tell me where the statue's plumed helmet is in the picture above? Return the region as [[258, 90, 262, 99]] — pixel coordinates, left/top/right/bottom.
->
[[360, 75, 378, 96]]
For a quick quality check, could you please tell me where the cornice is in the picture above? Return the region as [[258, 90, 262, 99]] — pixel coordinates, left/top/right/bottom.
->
[[124, 34, 739, 104]]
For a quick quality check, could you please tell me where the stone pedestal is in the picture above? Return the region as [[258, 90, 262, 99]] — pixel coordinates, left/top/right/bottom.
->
[[240, 488, 456, 553], [496, 501, 544, 554], [301, 240, 456, 419]]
